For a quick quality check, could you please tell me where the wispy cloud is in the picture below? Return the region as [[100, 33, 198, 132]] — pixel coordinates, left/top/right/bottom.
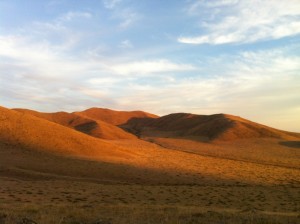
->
[[118, 9, 139, 28], [102, 0, 140, 28], [187, 0, 238, 15], [119, 39, 133, 48], [0, 33, 196, 110], [58, 11, 92, 21], [23, 10, 93, 51], [103, 0, 122, 9], [32, 11, 92, 31], [179, 0, 300, 44]]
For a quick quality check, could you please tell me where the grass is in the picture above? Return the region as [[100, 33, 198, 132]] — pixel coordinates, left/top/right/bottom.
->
[[1, 204, 299, 224], [1, 178, 299, 224]]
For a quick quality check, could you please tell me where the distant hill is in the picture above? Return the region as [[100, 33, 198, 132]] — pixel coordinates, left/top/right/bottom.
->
[[14, 109, 93, 128], [14, 108, 137, 140], [121, 113, 300, 141], [75, 107, 159, 125], [11, 108, 300, 142]]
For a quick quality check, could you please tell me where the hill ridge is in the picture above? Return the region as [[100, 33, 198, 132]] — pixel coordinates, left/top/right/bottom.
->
[[75, 107, 159, 125], [13, 108, 137, 140], [0, 106, 136, 161], [122, 112, 300, 141]]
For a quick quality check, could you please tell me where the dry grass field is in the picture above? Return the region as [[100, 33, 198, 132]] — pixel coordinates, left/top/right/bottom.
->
[[0, 106, 300, 223], [1, 179, 300, 224]]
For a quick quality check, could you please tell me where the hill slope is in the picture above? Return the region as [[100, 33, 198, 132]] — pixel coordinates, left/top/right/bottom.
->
[[76, 107, 159, 125], [0, 106, 134, 160], [14, 108, 136, 140], [122, 113, 300, 141]]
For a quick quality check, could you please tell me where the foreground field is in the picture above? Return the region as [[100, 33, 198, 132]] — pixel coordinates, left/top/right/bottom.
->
[[1, 179, 300, 223], [1, 139, 300, 223]]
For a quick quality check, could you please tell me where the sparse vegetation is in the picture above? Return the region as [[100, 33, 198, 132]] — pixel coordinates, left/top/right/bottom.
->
[[1, 204, 300, 224]]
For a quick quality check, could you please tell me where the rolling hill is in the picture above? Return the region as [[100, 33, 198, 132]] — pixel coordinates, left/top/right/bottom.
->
[[121, 113, 300, 141], [14, 108, 137, 140], [75, 107, 159, 125], [0, 106, 135, 160], [2, 105, 300, 182]]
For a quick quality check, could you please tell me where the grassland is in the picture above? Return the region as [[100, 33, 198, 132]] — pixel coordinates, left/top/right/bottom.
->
[[1, 179, 300, 223], [1, 139, 300, 223]]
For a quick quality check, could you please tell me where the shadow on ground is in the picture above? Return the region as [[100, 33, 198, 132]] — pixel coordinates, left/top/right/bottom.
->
[[279, 141, 300, 149]]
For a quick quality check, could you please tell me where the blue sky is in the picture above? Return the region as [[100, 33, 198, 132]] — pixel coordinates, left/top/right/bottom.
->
[[0, 0, 300, 131]]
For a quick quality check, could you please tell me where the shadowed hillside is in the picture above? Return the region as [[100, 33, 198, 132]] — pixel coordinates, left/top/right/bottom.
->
[[122, 113, 300, 142]]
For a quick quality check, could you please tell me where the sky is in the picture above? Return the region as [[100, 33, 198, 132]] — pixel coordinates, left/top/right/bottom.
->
[[0, 0, 300, 131]]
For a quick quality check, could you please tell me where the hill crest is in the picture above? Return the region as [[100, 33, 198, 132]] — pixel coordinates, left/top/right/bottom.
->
[[122, 112, 300, 141], [75, 107, 159, 125], [13, 108, 137, 140], [0, 106, 135, 161]]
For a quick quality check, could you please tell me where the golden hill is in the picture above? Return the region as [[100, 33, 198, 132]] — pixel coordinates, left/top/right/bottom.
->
[[14, 108, 137, 140], [75, 107, 159, 125], [0, 106, 135, 161], [122, 113, 300, 141]]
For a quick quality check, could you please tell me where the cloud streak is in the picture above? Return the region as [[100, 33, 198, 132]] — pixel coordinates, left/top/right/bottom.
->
[[103, 0, 122, 9], [179, 0, 300, 44], [102, 0, 139, 28]]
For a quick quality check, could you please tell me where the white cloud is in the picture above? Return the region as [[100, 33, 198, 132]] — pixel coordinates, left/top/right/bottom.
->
[[0, 35, 55, 63], [109, 59, 196, 75], [87, 77, 120, 86], [180, 0, 300, 44], [0, 34, 197, 112], [0, 34, 194, 79]]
